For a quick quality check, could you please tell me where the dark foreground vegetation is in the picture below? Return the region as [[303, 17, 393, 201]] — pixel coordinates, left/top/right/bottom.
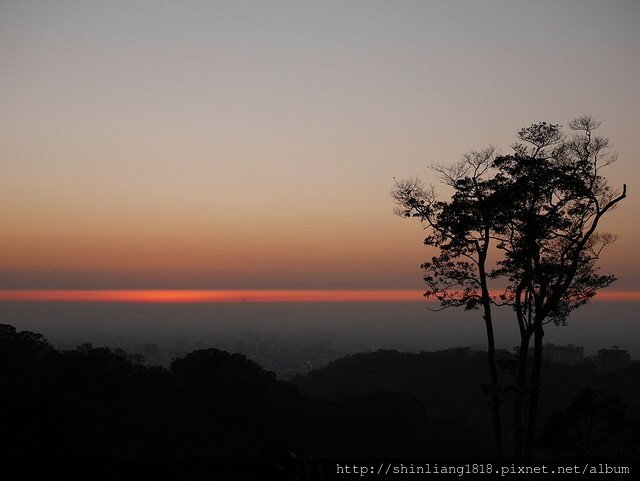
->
[[2, 324, 639, 463]]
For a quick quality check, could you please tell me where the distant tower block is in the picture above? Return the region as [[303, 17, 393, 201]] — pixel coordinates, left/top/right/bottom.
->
[[541, 343, 584, 367], [597, 346, 631, 374]]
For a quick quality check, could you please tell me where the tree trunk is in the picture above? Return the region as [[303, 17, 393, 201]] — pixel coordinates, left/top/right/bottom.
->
[[483, 310, 504, 459], [479, 248, 503, 459], [513, 331, 532, 458], [524, 323, 544, 459]]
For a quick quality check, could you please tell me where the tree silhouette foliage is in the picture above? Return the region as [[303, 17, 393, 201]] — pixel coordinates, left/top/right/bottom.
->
[[392, 116, 626, 458], [392, 146, 506, 457], [539, 387, 640, 458]]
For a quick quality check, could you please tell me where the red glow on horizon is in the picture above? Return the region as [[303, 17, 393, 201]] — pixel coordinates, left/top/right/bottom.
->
[[0, 289, 424, 303], [0, 289, 639, 303]]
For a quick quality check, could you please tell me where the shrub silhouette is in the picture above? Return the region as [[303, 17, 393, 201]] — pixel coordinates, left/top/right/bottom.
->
[[539, 387, 640, 458]]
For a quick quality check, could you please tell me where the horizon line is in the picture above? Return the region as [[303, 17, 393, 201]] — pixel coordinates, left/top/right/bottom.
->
[[0, 289, 639, 303]]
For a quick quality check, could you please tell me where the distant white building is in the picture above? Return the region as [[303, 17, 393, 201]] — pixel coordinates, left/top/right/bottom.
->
[[541, 343, 584, 367], [597, 346, 631, 374]]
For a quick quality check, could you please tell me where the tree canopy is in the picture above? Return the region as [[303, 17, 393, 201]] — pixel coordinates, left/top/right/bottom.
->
[[392, 115, 627, 458]]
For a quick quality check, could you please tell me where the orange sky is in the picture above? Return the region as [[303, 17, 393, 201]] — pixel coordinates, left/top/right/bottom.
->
[[1, 2, 638, 292]]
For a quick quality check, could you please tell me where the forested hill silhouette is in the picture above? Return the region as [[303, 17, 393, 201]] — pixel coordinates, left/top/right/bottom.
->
[[0, 323, 307, 459], [293, 348, 505, 418], [293, 349, 640, 458], [2, 324, 639, 462]]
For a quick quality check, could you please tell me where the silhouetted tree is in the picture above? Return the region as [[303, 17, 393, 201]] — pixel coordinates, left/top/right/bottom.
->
[[169, 348, 309, 457], [539, 387, 640, 458], [392, 116, 626, 459], [392, 148, 506, 457], [491, 117, 626, 458]]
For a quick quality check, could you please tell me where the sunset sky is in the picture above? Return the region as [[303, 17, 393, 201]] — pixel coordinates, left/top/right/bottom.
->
[[1, 0, 639, 296]]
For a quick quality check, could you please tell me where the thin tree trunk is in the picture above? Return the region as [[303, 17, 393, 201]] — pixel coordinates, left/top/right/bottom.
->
[[513, 331, 531, 458], [524, 323, 544, 459], [478, 251, 503, 459], [483, 309, 503, 459]]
